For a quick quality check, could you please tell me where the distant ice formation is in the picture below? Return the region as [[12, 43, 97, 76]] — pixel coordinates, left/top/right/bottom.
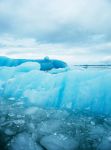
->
[[0, 56, 67, 71]]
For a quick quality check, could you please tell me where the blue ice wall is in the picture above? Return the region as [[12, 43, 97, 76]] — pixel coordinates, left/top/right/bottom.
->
[[0, 61, 111, 115]]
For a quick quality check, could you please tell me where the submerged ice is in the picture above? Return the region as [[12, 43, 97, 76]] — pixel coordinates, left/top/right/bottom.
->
[[1, 102, 111, 150], [0, 61, 111, 114]]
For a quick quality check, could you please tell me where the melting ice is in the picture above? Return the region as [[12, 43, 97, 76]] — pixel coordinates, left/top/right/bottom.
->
[[0, 60, 111, 114], [0, 58, 111, 150]]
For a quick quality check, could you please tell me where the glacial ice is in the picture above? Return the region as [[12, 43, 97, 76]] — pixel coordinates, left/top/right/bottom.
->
[[0, 56, 67, 71], [0, 61, 111, 114], [0, 59, 111, 150], [1, 100, 111, 150], [9, 133, 43, 150], [15, 62, 40, 72], [40, 134, 78, 150]]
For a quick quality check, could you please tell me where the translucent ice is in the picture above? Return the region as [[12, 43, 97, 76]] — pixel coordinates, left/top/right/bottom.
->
[[0, 56, 67, 71], [1, 102, 111, 150], [15, 62, 40, 72], [40, 134, 78, 150], [97, 137, 111, 150], [0, 59, 111, 115], [9, 133, 43, 150]]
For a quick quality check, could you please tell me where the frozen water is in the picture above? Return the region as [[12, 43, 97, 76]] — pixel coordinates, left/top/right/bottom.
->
[[37, 120, 63, 135], [0, 102, 111, 150], [0, 61, 111, 114], [9, 133, 43, 150], [0, 56, 67, 71], [40, 134, 78, 150], [15, 62, 40, 72], [0, 100, 111, 150], [0, 57, 111, 150], [97, 137, 111, 150]]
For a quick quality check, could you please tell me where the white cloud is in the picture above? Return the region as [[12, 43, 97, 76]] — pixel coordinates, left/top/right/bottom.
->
[[0, 35, 111, 64]]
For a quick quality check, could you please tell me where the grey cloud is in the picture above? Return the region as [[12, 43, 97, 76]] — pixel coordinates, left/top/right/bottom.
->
[[0, 0, 111, 45], [0, 0, 111, 62]]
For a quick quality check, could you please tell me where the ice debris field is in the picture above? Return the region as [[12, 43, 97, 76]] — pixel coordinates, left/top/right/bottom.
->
[[0, 57, 111, 150]]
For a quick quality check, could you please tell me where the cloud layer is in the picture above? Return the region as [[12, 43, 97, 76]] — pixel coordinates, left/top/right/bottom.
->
[[0, 0, 111, 63]]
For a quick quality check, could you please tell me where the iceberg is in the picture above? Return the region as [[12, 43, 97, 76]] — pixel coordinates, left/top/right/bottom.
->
[[0, 60, 111, 115], [0, 56, 67, 71], [0, 57, 111, 150]]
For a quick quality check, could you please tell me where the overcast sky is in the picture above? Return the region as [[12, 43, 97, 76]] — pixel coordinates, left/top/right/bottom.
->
[[0, 0, 111, 64]]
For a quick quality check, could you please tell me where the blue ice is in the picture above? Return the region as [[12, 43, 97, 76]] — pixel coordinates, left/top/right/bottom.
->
[[0, 56, 67, 71], [0, 57, 111, 115]]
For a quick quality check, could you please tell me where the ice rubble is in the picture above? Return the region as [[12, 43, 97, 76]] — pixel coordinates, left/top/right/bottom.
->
[[1, 102, 111, 150], [40, 134, 78, 150], [0, 61, 111, 114], [9, 133, 43, 150]]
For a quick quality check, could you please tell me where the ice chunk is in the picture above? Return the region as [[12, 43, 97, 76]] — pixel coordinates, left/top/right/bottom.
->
[[89, 126, 106, 140], [49, 67, 69, 74], [40, 134, 78, 150], [25, 107, 39, 115], [46, 110, 69, 120], [9, 133, 43, 150], [37, 120, 63, 135], [0, 56, 67, 71], [5, 128, 15, 136], [97, 137, 111, 150], [16, 62, 40, 72]]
